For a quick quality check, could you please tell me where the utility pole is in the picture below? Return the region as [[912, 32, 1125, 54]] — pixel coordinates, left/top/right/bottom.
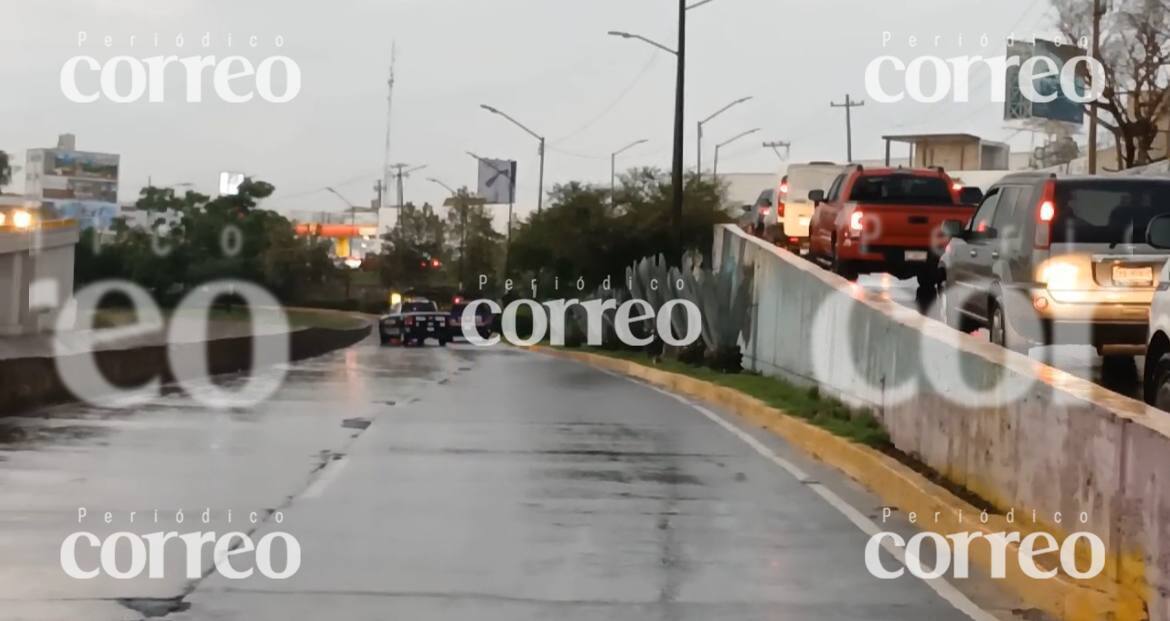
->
[[1088, 0, 1103, 174], [382, 44, 397, 211], [830, 94, 865, 162], [670, 0, 687, 261], [389, 163, 427, 212], [763, 140, 791, 161]]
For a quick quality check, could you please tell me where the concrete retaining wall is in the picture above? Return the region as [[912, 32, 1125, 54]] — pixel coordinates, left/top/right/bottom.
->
[[713, 223, 1170, 619], [0, 324, 370, 416]]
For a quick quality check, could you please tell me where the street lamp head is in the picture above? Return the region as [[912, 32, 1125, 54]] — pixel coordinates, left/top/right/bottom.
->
[[480, 104, 499, 114], [607, 31, 631, 38]]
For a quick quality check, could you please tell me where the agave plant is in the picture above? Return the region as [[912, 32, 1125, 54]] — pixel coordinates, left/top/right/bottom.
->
[[627, 254, 682, 359], [566, 285, 632, 349], [672, 251, 755, 373]]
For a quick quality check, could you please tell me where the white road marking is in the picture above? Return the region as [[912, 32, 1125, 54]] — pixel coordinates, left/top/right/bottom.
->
[[600, 368, 999, 621]]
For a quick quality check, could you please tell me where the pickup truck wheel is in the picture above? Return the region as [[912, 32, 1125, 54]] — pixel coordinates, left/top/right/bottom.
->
[[830, 242, 857, 281], [1149, 355, 1170, 411]]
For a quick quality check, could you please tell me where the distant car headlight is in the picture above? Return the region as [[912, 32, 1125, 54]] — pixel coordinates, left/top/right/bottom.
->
[[11, 210, 31, 229]]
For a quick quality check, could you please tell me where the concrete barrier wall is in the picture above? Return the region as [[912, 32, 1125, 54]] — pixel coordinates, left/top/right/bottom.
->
[[713, 223, 1170, 619], [0, 324, 371, 416]]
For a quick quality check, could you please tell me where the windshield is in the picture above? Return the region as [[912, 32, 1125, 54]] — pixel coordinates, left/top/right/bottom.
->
[[848, 174, 955, 205], [1053, 180, 1170, 244], [402, 302, 436, 313], [786, 167, 842, 202]]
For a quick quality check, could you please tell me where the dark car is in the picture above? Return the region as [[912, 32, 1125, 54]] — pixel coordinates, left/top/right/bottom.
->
[[448, 299, 494, 341], [379, 298, 450, 346]]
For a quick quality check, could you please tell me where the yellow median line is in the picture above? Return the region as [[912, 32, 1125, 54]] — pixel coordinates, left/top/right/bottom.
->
[[533, 345, 1146, 621]]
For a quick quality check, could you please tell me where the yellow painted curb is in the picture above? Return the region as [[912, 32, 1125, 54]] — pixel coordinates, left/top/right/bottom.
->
[[534, 346, 1146, 621]]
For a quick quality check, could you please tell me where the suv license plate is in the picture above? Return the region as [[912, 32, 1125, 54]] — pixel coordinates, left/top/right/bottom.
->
[[1114, 265, 1153, 286], [905, 250, 928, 262]]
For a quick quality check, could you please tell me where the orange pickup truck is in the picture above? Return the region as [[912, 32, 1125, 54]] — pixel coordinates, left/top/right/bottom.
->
[[807, 166, 982, 286]]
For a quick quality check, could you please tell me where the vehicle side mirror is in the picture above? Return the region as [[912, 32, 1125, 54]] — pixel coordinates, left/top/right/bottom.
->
[[940, 219, 966, 239], [958, 187, 984, 205], [808, 189, 825, 204], [1148, 214, 1170, 249], [741, 204, 753, 213]]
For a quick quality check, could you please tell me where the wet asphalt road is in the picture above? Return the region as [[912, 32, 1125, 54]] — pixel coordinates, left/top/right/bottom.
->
[[0, 336, 1012, 620], [858, 273, 1146, 401]]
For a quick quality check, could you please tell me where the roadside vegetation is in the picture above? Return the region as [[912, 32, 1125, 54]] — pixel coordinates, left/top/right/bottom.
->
[[590, 349, 890, 448]]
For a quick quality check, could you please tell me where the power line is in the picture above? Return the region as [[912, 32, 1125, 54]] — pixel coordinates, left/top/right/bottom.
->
[[552, 51, 660, 146]]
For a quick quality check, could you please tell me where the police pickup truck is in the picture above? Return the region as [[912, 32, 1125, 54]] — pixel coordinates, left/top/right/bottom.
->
[[379, 298, 452, 346]]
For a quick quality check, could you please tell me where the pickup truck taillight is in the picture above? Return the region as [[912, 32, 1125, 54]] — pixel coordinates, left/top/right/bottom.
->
[[777, 179, 789, 219], [1034, 180, 1057, 250], [849, 211, 865, 232]]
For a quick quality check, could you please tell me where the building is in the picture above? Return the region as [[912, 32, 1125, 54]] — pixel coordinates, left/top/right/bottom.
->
[[880, 133, 1011, 171], [0, 200, 79, 335], [24, 134, 121, 231]]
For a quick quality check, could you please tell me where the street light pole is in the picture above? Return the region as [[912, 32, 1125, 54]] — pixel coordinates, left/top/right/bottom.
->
[[611, 139, 649, 207], [427, 177, 466, 288], [671, 0, 687, 259], [697, 96, 753, 174], [712, 128, 761, 181], [610, 0, 723, 261], [480, 105, 545, 212]]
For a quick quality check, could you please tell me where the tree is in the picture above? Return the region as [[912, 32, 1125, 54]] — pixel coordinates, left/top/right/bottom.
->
[[379, 202, 450, 290], [508, 168, 729, 296], [1054, 0, 1170, 167], [77, 178, 339, 306], [0, 150, 10, 189], [442, 190, 504, 293]]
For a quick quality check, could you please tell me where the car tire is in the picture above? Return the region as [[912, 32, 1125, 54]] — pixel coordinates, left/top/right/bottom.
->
[[938, 281, 974, 333], [989, 300, 1030, 355], [830, 240, 857, 281]]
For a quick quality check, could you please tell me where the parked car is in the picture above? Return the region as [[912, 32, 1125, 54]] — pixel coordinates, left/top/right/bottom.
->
[[940, 173, 1170, 357], [766, 163, 843, 254], [808, 165, 979, 284], [379, 298, 450, 346]]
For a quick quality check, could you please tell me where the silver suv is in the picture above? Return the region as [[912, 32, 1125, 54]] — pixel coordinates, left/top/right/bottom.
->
[[939, 173, 1170, 357]]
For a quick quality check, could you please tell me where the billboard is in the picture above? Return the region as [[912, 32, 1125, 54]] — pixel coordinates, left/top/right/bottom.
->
[[477, 158, 516, 205], [1004, 39, 1089, 125], [44, 150, 119, 181], [219, 171, 245, 196], [53, 200, 120, 230]]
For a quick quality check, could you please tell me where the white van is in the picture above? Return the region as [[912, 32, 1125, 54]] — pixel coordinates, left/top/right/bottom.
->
[[765, 162, 845, 253]]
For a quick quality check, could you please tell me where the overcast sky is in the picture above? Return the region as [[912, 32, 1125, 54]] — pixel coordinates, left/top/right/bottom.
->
[[2, 0, 1057, 223]]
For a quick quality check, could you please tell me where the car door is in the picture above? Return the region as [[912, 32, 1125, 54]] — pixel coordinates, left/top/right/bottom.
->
[[953, 189, 1002, 318], [811, 173, 847, 256]]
